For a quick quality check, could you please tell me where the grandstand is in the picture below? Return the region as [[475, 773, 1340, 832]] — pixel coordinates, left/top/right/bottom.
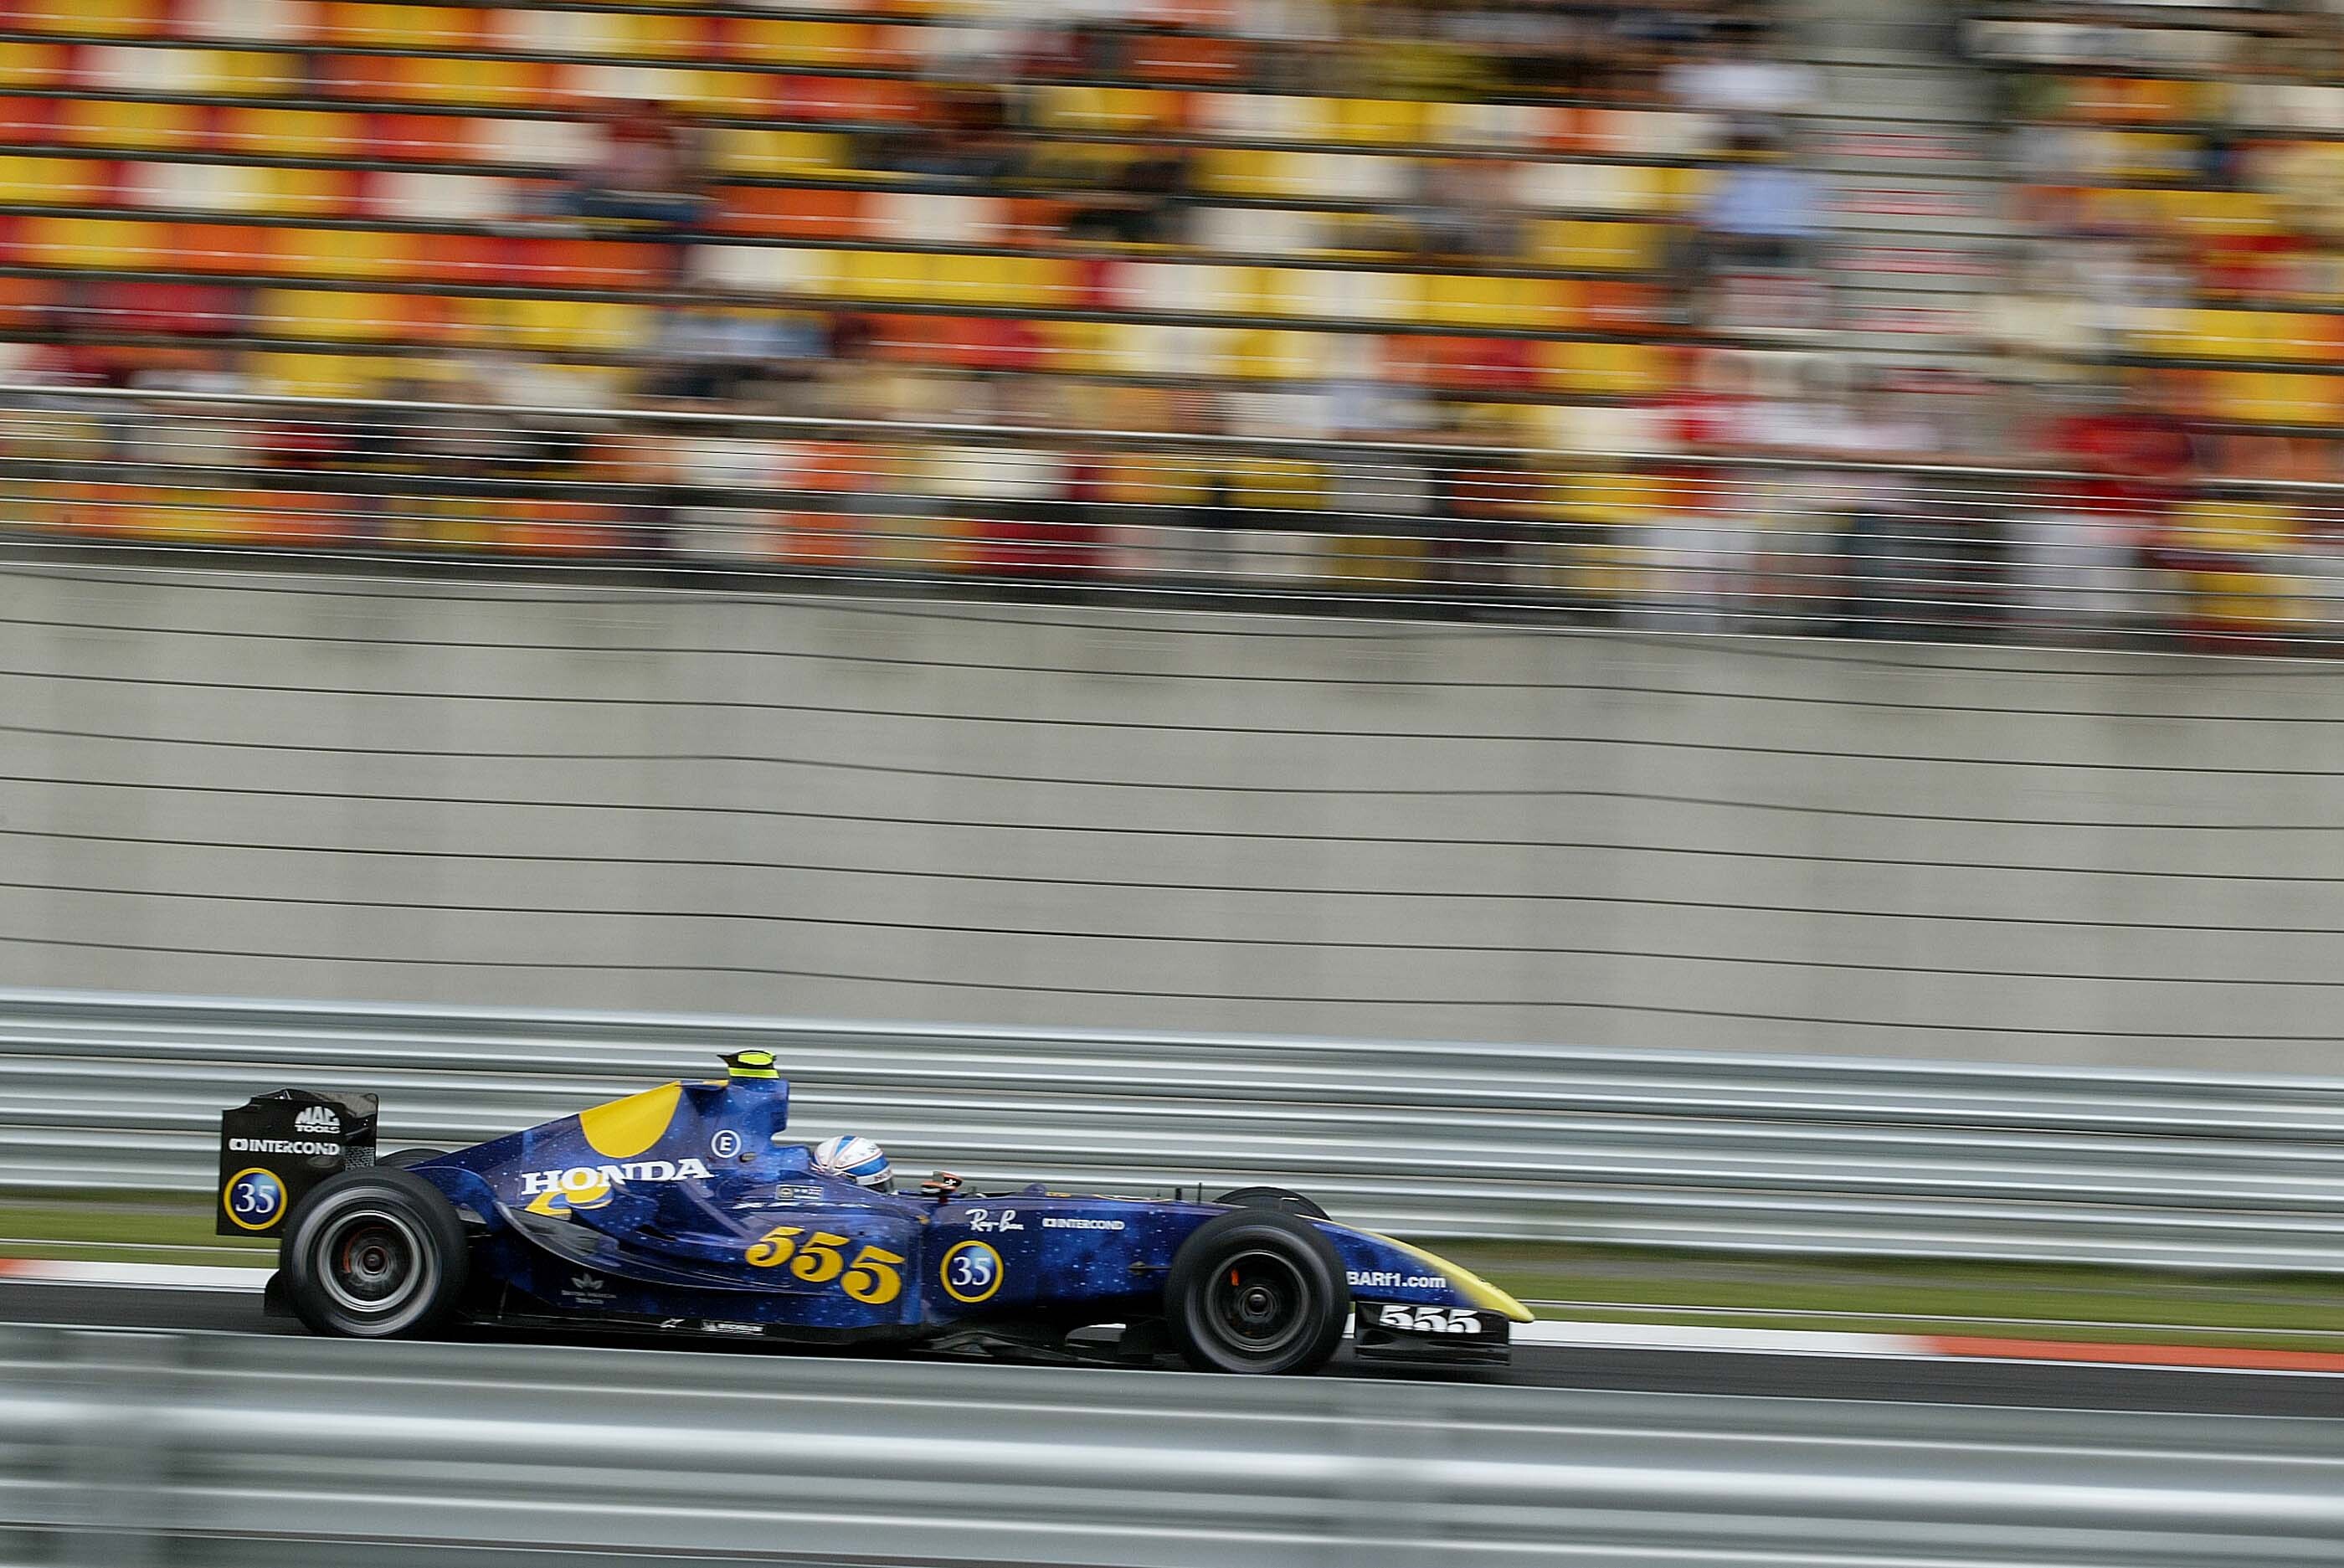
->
[[0, 0, 1786, 432], [0, 0, 2340, 641]]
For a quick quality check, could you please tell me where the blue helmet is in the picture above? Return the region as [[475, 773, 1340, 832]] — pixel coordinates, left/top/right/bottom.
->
[[811, 1134, 892, 1192]]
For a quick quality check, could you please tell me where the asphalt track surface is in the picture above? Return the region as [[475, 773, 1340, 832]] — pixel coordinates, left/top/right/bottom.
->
[[4, 1280, 2339, 1416]]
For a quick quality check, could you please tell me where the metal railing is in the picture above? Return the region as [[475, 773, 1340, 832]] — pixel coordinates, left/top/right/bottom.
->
[[8, 384, 2344, 645], [3, 1324, 2339, 1568], [9, 988, 2344, 1270]]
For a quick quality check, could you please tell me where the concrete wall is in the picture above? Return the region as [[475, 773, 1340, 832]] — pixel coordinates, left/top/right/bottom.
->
[[3, 563, 2339, 1073]]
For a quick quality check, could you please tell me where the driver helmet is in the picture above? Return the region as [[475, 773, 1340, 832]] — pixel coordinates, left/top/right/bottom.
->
[[810, 1134, 892, 1193]]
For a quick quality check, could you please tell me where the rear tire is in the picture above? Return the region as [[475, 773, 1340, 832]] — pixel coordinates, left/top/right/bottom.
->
[[1164, 1210, 1349, 1375], [1213, 1185, 1330, 1221], [280, 1168, 470, 1339], [379, 1148, 451, 1170]]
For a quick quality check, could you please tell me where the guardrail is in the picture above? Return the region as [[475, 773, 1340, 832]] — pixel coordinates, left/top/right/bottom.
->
[[3, 1325, 2339, 1568], [10, 383, 2344, 645], [8, 989, 2344, 1271]]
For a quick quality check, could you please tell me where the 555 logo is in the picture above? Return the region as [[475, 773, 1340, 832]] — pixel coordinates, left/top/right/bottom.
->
[[1373, 1304, 1485, 1335]]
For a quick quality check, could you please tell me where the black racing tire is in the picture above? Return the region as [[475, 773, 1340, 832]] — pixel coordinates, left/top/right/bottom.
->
[[1212, 1185, 1330, 1221], [378, 1148, 452, 1170], [1164, 1210, 1349, 1375], [279, 1168, 470, 1339]]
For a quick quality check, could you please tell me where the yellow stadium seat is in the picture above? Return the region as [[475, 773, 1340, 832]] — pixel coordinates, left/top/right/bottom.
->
[[841, 249, 932, 304], [1649, 165, 1703, 213], [23, 216, 160, 270], [709, 129, 844, 177], [959, 252, 1032, 308], [280, 228, 407, 282], [0, 41, 68, 87], [410, 57, 535, 107], [2219, 372, 2323, 425], [502, 298, 594, 352], [1531, 218, 1610, 270], [261, 289, 394, 343], [1031, 256, 1080, 309], [2266, 313, 2322, 363], [1538, 341, 1662, 397], [328, 3, 468, 49], [249, 353, 373, 400], [569, 302, 655, 354], [1198, 148, 1282, 198], [256, 167, 354, 218], [219, 109, 362, 159], [1421, 273, 1527, 330], [1083, 321, 1149, 377], [1038, 86, 1164, 134], [0, 157, 95, 205], [21, 0, 157, 36], [439, 296, 511, 348], [1226, 329, 1321, 381], [1332, 99, 1427, 146], [659, 69, 743, 116], [195, 51, 300, 96]]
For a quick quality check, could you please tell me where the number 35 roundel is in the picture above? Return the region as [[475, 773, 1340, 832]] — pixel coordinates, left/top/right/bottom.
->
[[939, 1240, 1002, 1303]]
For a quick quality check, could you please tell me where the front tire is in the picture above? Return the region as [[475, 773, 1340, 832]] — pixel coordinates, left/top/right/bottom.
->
[[279, 1168, 470, 1339], [1164, 1210, 1349, 1375]]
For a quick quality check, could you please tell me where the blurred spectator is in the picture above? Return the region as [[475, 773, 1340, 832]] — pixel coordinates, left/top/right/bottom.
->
[[1426, 407, 1530, 597], [1064, 135, 1195, 246], [127, 348, 253, 474], [1401, 158, 1519, 263], [1639, 350, 1761, 629], [643, 307, 824, 410], [1977, 245, 2100, 428], [892, 86, 1024, 183], [1683, 134, 1828, 327], [558, 100, 712, 282], [564, 100, 709, 229], [2010, 377, 2198, 642], [1665, 21, 1818, 136]]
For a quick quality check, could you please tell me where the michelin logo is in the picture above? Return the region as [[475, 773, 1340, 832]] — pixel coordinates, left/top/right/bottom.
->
[[520, 1159, 713, 1195], [1041, 1216, 1126, 1231], [293, 1106, 342, 1135]]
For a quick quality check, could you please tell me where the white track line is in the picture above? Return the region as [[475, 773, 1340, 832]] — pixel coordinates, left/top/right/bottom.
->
[[0, 1258, 268, 1291], [1514, 1318, 1929, 1356]]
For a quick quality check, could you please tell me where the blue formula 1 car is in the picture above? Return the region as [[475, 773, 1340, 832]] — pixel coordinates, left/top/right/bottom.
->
[[216, 1051, 1529, 1375]]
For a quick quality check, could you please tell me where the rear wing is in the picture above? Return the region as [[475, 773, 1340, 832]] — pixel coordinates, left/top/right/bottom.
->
[[217, 1089, 378, 1238]]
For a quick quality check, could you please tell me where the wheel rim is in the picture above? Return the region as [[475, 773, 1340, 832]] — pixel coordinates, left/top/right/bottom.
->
[[1205, 1250, 1311, 1356], [317, 1209, 430, 1317]]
